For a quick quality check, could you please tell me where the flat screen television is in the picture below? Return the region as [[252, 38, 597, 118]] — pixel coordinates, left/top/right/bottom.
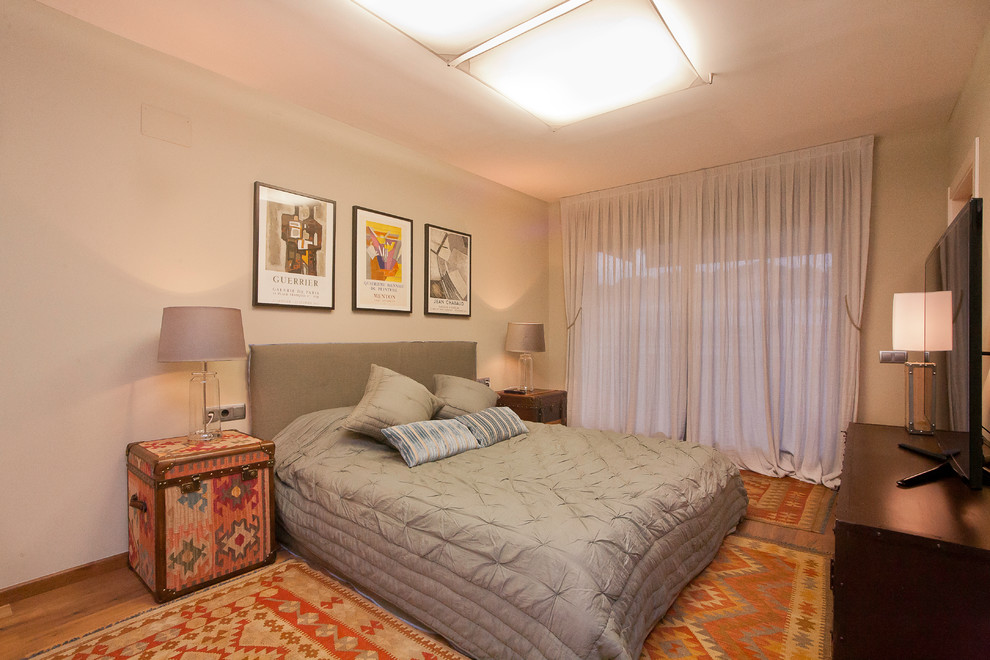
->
[[900, 197, 984, 489]]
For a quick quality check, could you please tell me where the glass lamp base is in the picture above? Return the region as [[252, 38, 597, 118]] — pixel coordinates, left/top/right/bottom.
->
[[188, 371, 222, 444], [187, 429, 222, 444], [518, 352, 535, 393], [904, 361, 935, 435]]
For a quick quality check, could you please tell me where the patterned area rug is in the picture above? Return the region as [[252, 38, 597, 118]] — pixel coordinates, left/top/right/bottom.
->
[[643, 534, 830, 660], [33, 535, 829, 660], [740, 470, 838, 533], [31, 559, 467, 660]]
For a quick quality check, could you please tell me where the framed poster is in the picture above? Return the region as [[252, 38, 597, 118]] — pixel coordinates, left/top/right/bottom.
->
[[352, 206, 413, 313], [425, 224, 471, 317], [253, 182, 336, 309]]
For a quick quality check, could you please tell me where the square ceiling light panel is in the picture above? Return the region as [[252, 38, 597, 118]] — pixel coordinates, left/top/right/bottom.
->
[[352, 0, 565, 57], [465, 0, 706, 127], [350, 0, 707, 128]]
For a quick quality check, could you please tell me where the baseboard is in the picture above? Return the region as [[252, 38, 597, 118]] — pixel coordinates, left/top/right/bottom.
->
[[0, 552, 128, 605]]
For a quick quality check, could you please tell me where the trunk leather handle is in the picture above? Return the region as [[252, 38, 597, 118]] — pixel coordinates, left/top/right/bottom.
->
[[129, 494, 148, 512]]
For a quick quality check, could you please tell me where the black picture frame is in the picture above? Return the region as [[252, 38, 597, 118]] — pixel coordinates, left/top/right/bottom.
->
[[424, 224, 472, 317], [352, 206, 413, 313], [253, 182, 336, 310]]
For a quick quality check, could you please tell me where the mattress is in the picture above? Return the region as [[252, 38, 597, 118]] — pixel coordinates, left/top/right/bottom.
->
[[274, 407, 748, 659]]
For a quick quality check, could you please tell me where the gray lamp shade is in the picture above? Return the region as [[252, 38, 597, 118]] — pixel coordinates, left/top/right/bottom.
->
[[505, 322, 546, 353], [158, 306, 247, 363]]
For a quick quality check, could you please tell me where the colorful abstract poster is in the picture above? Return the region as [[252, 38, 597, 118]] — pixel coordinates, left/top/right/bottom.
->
[[425, 224, 471, 316], [253, 182, 336, 309], [352, 206, 413, 312]]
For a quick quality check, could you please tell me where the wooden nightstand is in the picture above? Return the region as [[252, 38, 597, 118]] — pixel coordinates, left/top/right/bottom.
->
[[125, 430, 277, 602], [497, 389, 567, 425]]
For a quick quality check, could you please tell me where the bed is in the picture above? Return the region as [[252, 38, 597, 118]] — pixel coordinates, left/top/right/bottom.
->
[[250, 341, 748, 659]]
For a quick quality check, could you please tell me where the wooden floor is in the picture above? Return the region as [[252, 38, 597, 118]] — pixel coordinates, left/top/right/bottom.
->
[[0, 514, 835, 660]]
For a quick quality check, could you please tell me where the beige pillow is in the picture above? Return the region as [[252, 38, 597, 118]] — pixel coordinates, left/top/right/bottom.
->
[[433, 374, 498, 419], [344, 364, 443, 440]]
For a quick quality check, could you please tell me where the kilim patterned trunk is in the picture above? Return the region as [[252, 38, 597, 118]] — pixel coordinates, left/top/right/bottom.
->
[[126, 431, 277, 602]]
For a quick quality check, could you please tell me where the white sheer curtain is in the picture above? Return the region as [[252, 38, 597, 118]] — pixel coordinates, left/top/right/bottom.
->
[[561, 136, 873, 486]]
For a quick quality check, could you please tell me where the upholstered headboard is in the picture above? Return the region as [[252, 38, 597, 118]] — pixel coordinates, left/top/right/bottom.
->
[[248, 341, 477, 441]]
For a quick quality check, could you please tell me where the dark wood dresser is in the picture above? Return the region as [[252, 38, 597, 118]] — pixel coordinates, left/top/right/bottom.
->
[[496, 389, 566, 425], [833, 423, 990, 659]]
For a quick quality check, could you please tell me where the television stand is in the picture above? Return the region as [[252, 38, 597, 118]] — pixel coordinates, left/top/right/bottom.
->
[[833, 424, 990, 659], [895, 442, 959, 488]]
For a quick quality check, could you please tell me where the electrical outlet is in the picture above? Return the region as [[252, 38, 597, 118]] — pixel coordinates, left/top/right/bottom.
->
[[206, 403, 246, 421], [477, 376, 491, 387], [879, 350, 908, 364]]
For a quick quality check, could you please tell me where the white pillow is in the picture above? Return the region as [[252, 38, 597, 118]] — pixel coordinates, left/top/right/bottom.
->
[[433, 374, 498, 419], [344, 364, 443, 440]]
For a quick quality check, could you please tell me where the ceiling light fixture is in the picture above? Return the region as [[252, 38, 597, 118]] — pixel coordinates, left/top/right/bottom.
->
[[351, 0, 709, 128], [447, 0, 593, 68]]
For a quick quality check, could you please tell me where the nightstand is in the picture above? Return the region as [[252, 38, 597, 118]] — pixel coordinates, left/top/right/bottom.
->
[[125, 430, 277, 602], [497, 389, 567, 425]]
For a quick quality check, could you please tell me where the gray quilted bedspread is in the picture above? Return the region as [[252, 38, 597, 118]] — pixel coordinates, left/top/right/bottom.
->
[[273, 408, 748, 659]]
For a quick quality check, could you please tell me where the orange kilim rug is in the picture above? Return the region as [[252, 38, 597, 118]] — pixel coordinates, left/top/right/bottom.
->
[[30, 560, 468, 660], [739, 470, 838, 533], [642, 534, 830, 660], [33, 535, 829, 660]]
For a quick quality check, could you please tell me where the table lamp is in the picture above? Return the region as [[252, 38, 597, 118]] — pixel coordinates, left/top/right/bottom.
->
[[158, 306, 247, 443], [505, 322, 545, 393], [892, 291, 952, 435]]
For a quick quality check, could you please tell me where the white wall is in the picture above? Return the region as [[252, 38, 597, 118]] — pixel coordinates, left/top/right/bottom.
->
[[945, 22, 990, 434], [856, 131, 949, 425], [947, 24, 990, 212], [0, 0, 550, 589], [855, 23, 990, 427]]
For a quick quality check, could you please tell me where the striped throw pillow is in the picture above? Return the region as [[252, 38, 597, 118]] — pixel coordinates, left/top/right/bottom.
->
[[380, 419, 480, 467], [455, 407, 528, 447]]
